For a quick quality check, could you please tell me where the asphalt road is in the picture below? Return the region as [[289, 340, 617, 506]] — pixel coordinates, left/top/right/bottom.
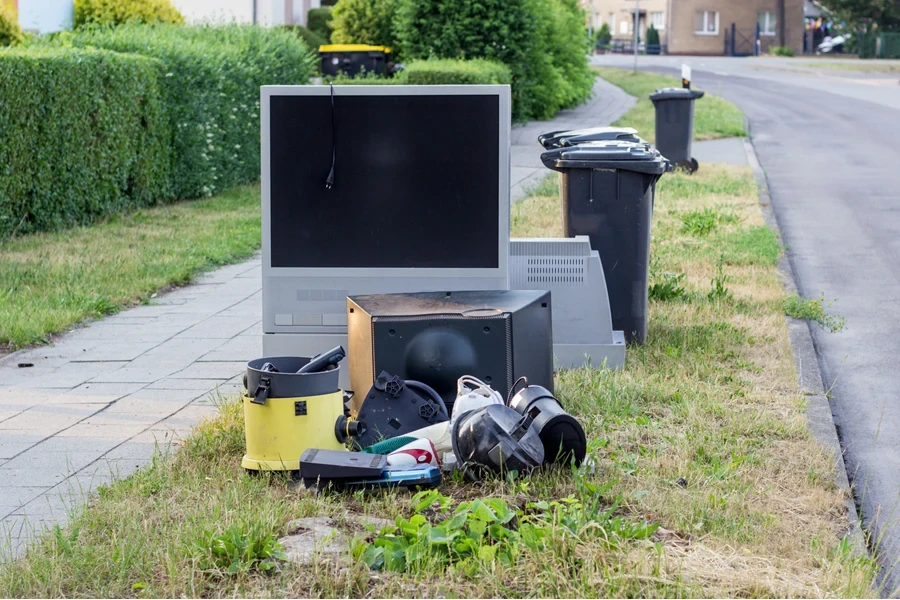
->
[[594, 54, 900, 595]]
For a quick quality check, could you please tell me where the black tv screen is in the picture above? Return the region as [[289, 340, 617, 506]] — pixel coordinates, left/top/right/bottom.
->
[[268, 92, 501, 269]]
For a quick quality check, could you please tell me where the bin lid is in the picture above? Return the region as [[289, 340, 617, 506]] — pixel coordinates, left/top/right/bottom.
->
[[540, 140, 670, 174], [649, 87, 705, 102], [319, 44, 392, 54], [537, 126, 642, 149]]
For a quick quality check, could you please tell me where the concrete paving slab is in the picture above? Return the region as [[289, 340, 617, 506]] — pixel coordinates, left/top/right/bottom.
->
[[145, 377, 230, 391], [170, 361, 246, 381], [87, 364, 184, 384], [2, 451, 100, 473], [68, 341, 159, 363], [691, 137, 749, 166], [0, 467, 69, 488], [0, 433, 47, 460], [52, 423, 147, 442], [196, 336, 261, 363]]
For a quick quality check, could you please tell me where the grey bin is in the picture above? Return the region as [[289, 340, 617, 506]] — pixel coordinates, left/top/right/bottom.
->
[[649, 88, 705, 173], [540, 140, 670, 344], [538, 126, 644, 149]]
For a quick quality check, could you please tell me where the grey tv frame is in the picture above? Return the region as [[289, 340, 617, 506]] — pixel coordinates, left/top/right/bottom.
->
[[260, 85, 511, 387]]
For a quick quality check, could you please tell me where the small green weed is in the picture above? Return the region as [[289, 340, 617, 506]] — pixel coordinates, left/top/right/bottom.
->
[[708, 256, 732, 301], [770, 45, 795, 57], [525, 173, 559, 199], [783, 294, 845, 332], [194, 523, 287, 576], [649, 272, 689, 302], [682, 209, 720, 235]]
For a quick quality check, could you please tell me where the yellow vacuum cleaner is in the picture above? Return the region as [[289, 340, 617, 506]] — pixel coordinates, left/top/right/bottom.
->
[[241, 350, 364, 472]]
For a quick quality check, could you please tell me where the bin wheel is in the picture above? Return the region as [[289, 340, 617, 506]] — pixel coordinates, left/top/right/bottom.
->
[[674, 159, 699, 174]]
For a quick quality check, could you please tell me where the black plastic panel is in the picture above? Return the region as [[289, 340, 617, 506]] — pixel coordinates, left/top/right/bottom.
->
[[269, 94, 501, 269]]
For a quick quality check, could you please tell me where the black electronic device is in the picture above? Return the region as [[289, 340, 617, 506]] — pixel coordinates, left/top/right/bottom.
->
[[299, 448, 387, 486], [451, 404, 544, 481], [297, 345, 345, 374], [347, 291, 554, 415], [508, 384, 587, 467], [351, 371, 449, 449]]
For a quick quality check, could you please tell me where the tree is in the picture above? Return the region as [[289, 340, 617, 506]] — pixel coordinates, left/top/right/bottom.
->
[[821, 0, 900, 29]]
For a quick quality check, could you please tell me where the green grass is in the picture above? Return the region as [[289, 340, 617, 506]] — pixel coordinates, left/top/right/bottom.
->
[[0, 165, 876, 598], [0, 186, 261, 351], [798, 61, 900, 73], [594, 67, 747, 144]]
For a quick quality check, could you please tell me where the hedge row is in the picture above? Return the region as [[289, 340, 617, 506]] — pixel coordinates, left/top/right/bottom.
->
[[402, 59, 511, 85], [46, 25, 317, 199], [0, 48, 170, 238]]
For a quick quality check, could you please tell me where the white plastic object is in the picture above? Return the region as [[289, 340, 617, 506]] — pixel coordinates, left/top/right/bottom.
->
[[404, 421, 452, 455], [387, 438, 440, 468], [451, 376, 504, 424]]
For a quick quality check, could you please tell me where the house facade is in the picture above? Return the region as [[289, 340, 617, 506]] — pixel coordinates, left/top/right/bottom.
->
[[584, 0, 804, 55]]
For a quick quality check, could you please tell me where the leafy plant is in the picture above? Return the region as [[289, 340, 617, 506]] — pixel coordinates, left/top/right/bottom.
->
[[682, 208, 721, 235], [783, 294, 845, 332], [769, 45, 794, 57], [649, 272, 688, 302], [331, 0, 400, 51], [307, 6, 333, 42], [285, 24, 328, 52], [707, 255, 731, 301], [195, 524, 287, 576], [74, 0, 184, 27], [0, 0, 22, 46]]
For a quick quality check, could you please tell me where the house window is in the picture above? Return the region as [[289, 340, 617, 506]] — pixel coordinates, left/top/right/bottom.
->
[[758, 11, 776, 36], [609, 13, 615, 32], [650, 11, 665, 30], [694, 10, 719, 35], [619, 18, 630, 35]]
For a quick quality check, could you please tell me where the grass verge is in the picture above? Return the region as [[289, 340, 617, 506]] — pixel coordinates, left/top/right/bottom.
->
[[798, 61, 900, 73], [594, 67, 747, 143], [0, 165, 876, 597], [0, 186, 261, 351]]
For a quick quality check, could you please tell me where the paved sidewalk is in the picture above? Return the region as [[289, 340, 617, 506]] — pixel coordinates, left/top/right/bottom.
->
[[0, 260, 261, 559], [0, 77, 636, 562], [510, 77, 635, 201]]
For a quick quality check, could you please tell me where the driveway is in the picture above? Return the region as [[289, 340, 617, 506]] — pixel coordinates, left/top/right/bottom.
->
[[594, 53, 900, 595]]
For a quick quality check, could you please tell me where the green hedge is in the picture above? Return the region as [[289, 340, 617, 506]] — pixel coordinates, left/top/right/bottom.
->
[[0, 48, 170, 238], [45, 24, 316, 198], [395, 0, 592, 122], [401, 59, 511, 85], [307, 7, 333, 42]]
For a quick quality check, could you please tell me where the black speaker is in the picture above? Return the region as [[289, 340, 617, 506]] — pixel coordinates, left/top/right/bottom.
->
[[347, 291, 554, 415]]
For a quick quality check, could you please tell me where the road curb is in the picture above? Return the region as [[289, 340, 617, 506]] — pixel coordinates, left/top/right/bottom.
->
[[741, 136, 867, 555]]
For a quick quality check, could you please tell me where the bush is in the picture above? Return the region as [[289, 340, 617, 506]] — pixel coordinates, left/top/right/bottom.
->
[[74, 0, 184, 27], [46, 24, 317, 199], [395, 0, 592, 121], [770, 45, 794, 56], [401, 58, 511, 85], [331, 0, 399, 51], [0, 48, 171, 238], [307, 6, 333, 42], [646, 24, 660, 53], [285, 24, 327, 52], [0, 1, 21, 46], [595, 22, 611, 47]]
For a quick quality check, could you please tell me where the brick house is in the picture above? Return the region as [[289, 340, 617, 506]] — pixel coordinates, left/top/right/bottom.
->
[[584, 0, 805, 55]]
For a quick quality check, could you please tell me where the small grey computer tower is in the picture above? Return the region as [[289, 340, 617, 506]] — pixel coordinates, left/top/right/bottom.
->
[[510, 236, 625, 369]]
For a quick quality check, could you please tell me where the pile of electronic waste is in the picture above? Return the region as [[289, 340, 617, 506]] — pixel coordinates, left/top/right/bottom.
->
[[241, 293, 587, 492]]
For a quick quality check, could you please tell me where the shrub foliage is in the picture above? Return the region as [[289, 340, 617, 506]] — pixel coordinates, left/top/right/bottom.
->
[[0, 48, 171, 238], [395, 0, 592, 121], [401, 58, 511, 85], [331, 0, 399, 50], [49, 24, 316, 199], [306, 6, 333, 42], [0, 0, 21, 46], [74, 0, 184, 27]]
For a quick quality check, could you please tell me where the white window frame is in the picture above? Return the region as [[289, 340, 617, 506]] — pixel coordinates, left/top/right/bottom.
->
[[758, 11, 776, 36], [650, 11, 665, 30], [694, 10, 719, 36], [609, 13, 616, 32], [619, 19, 630, 35]]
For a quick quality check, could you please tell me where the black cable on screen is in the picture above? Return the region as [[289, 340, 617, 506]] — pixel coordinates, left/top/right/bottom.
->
[[325, 82, 336, 189]]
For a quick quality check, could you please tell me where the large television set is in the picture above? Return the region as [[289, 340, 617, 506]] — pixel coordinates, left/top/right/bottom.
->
[[261, 85, 511, 387]]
